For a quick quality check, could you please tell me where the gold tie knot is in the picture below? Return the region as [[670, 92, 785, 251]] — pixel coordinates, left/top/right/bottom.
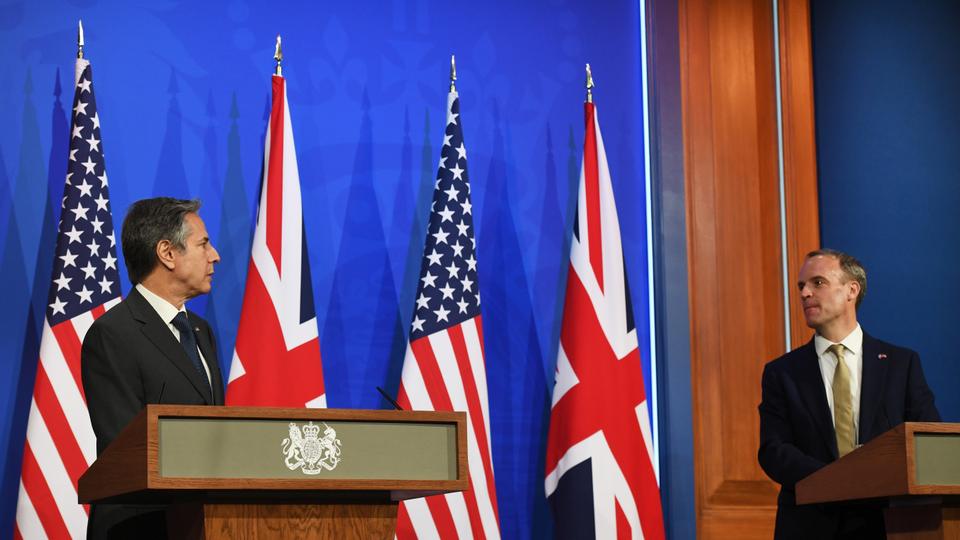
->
[[828, 343, 846, 360]]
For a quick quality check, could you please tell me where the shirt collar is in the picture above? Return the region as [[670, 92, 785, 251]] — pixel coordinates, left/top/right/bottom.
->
[[136, 283, 185, 325], [814, 323, 863, 358]]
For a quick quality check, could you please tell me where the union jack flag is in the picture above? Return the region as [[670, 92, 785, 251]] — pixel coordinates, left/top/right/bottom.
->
[[395, 89, 501, 539], [544, 101, 665, 539], [225, 74, 325, 408], [15, 56, 122, 539]]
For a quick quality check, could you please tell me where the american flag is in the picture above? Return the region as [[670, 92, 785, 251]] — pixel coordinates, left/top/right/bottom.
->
[[225, 74, 325, 408], [544, 101, 665, 539], [395, 90, 501, 539], [15, 57, 122, 539]]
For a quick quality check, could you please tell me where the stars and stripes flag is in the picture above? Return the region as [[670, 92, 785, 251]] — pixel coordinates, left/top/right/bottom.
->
[[226, 73, 325, 407], [15, 56, 122, 539], [394, 89, 501, 539], [544, 100, 665, 539]]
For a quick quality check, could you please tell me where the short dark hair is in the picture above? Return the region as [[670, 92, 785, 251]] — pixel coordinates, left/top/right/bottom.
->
[[121, 198, 200, 284], [806, 248, 867, 308]]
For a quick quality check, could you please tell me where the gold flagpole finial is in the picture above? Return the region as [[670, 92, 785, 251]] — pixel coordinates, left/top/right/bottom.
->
[[77, 20, 85, 59], [585, 63, 594, 103], [450, 54, 457, 92], [274, 34, 283, 76]]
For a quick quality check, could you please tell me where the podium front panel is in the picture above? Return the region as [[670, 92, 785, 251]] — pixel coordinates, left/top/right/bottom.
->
[[914, 433, 960, 486], [158, 417, 458, 481]]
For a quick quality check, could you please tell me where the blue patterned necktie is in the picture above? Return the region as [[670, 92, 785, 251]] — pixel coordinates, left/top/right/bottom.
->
[[172, 311, 211, 393]]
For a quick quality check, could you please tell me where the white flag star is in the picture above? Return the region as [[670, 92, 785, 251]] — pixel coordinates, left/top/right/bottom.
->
[[461, 276, 474, 293], [69, 148, 78, 161], [49, 296, 67, 316], [80, 261, 97, 280], [60, 249, 78, 268], [456, 219, 470, 237], [90, 216, 104, 233], [461, 199, 472, 215], [451, 241, 465, 258], [53, 272, 72, 291], [432, 228, 450, 245], [416, 293, 430, 310], [438, 206, 455, 223], [98, 276, 113, 294], [455, 142, 467, 160], [76, 179, 93, 197], [85, 135, 101, 153], [439, 283, 455, 300], [76, 286, 94, 304], [449, 164, 465, 182], [434, 305, 451, 322], [94, 193, 109, 211], [447, 111, 459, 126], [74, 100, 88, 116], [70, 202, 89, 222], [444, 184, 460, 201], [72, 124, 84, 139], [81, 156, 97, 175], [465, 255, 477, 271], [97, 171, 108, 187], [443, 133, 453, 147], [421, 271, 438, 288], [457, 297, 470, 314], [412, 315, 425, 332], [426, 249, 443, 266], [78, 78, 92, 93], [445, 261, 460, 279], [102, 252, 117, 270], [65, 226, 83, 244], [91, 112, 100, 130], [86, 239, 100, 257]]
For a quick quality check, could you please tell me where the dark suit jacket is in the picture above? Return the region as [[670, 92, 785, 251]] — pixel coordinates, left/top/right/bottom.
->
[[758, 333, 940, 539], [81, 287, 225, 539]]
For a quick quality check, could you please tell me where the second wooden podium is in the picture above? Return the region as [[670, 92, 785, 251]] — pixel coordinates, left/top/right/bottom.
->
[[78, 405, 468, 539]]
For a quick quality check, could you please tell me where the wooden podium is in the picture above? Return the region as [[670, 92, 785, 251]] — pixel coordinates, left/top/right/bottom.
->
[[796, 422, 960, 540], [78, 405, 468, 539]]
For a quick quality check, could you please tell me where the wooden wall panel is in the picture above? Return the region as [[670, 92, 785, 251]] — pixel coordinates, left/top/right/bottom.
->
[[678, 0, 821, 537]]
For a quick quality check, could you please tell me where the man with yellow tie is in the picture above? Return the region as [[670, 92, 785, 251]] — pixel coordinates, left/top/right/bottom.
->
[[758, 249, 940, 539]]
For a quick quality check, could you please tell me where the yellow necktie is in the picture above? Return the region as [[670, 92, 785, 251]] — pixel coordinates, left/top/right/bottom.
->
[[829, 344, 855, 457]]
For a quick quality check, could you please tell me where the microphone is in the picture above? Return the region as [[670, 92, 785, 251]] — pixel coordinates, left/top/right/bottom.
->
[[376, 386, 403, 411]]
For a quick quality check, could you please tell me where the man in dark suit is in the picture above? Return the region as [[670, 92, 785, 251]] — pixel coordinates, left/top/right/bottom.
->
[[81, 197, 224, 539], [758, 249, 939, 539]]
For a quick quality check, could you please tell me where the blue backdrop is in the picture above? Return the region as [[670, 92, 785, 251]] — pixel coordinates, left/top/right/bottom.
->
[[0, 1, 655, 538], [811, 0, 960, 422]]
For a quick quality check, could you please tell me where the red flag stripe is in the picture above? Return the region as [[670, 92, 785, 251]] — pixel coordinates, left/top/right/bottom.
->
[[409, 339, 455, 411], [20, 444, 71, 540], [583, 102, 603, 292], [265, 75, 285, 273], [31, 362, 88, 487]]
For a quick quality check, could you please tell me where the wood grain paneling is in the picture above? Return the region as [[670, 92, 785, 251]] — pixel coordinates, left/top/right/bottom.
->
[[678, 0, 821, 537]]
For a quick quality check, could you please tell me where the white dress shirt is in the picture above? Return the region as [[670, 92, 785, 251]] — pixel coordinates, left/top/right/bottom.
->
[[814, 324, 863, 446], [136, 283, 212, 386]]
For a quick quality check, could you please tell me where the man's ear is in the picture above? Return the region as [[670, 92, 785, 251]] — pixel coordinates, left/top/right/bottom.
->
[[847, 280, 861, 303], [156, 239, 176, 271]]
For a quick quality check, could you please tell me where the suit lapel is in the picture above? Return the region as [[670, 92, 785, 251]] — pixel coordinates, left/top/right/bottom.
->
[[190, 313, 224, 405], [127, 289, 214, 404], [859, 333, 888, 442], [794, 339, 839, 459]]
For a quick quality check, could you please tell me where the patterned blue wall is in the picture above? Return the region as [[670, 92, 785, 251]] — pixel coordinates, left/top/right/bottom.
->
[[0, 1, 654, 537]]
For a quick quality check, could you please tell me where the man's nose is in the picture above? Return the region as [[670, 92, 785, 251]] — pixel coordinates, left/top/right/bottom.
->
[[210, 245, 221, 263]]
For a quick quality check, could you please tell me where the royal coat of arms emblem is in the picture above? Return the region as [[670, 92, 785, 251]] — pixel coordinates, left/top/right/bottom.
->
[[282, 421, 342, 474]]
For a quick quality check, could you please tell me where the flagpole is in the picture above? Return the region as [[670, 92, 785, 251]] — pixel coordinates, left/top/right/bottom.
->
[[274, 34, 282, 76], [449, 54, 456, 92], [585, 63, 594, 103], [77, 20, 84, 59]]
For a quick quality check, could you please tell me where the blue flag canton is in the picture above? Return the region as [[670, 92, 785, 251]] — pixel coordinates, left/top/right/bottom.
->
[[410, 95, 480, 339], [47, 63, 121, 325]]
